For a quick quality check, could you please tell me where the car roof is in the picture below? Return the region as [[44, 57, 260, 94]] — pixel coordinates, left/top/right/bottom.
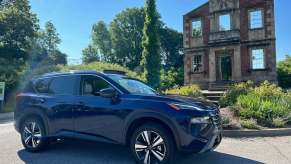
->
[[35, 70, 126, 80]]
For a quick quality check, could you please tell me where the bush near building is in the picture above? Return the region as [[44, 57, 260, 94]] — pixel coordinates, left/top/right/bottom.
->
[[165, 85, 202, 98], [219, 81, 253, 108], [220, 81, 291, 128]]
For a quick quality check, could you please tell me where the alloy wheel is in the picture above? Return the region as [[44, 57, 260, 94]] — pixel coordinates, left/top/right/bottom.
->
[[22, 121, 42, 148], [135, 130, 166, 164]]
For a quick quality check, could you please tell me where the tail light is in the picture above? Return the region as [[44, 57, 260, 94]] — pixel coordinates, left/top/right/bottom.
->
[[16, 92, 22, 97]]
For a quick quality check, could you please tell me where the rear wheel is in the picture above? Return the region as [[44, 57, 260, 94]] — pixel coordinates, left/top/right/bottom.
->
[[20, 117, 48, 152], [130, 123, 175, 164]]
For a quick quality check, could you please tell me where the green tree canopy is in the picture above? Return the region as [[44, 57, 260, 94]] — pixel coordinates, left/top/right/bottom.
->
[[160, 27, 183, 70], [82, 44, 99, 64], [92, 21, 112, 62], [110, 8, 145, 69], [277, 55, 291, 88], [42, 21, 61, 54], [140, 0, 161, 88], [0, 0, 38, 90], [35, 21, 67, 65]]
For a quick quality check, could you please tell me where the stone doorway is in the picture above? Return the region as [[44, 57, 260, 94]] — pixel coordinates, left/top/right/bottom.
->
[[217, 54, 233, 81]]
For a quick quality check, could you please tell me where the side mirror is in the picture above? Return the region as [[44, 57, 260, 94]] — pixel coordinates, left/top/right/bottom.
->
[[99, 88, 116, 98]]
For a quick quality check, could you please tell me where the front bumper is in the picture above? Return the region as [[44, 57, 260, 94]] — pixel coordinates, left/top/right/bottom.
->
[[177, 110, 222, 153], [179, 125, 222, 153], [199, 130, 222, 153]]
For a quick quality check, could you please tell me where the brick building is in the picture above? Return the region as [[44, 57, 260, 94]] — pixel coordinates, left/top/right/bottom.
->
[[183, 0, 277, 90]]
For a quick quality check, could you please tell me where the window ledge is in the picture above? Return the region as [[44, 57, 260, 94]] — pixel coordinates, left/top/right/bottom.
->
[[249, 68, 269, 72], [192, 36, 203, 39], [189, 71, 205, 75], [249, 27, 264, 31]]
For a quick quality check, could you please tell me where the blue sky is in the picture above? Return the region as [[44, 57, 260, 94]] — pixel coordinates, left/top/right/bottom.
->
[[30, 0, 291, 64]]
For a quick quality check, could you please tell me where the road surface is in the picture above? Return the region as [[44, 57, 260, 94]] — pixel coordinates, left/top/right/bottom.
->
[[0, 122, 290, 164]]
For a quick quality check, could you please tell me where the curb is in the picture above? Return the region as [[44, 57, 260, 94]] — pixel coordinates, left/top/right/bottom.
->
[[223, 128, 291, 138], [0, 112, 14, 122]]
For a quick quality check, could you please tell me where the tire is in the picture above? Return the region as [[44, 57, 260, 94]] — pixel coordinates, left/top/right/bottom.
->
[[130, 123, 175, 164], [20, 117, 49, 152]]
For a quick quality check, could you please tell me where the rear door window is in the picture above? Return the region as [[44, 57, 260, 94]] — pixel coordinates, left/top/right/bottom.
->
[[49, 75, 77, 95]]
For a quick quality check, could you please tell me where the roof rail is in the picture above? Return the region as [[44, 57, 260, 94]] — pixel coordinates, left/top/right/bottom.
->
[[103, 70, 126, 75]]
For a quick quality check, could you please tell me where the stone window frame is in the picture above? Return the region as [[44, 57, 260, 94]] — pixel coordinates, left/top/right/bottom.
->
[[250, 47, 266, 70], [218, 13, 231, 31], [191, 18, 203, 38], [248, 8, 264, 30], [192, 54, 204, 73]]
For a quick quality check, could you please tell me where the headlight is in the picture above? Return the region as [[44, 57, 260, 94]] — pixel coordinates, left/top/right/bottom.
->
[[168, 103, 204, 111], [191, 116, 211, 124]]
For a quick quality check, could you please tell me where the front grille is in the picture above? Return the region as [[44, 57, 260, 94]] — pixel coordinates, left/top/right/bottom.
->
[[209, 110, 221, 127]]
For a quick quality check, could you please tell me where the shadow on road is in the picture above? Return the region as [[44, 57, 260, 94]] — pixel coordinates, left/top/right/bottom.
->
[[17, 139, 263, 164]]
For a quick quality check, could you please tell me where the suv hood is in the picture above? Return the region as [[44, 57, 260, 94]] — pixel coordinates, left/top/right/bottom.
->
[[125, 94, 218, 111]]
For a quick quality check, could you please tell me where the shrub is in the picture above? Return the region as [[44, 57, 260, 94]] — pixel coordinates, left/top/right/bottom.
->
[[59, 62, 142, 80], [236, 81, 291, 127], [252, 81, 284, 99], [272, 118, 286, 128], [219, 81, 253, 107], [165, 85, 202, 98], [159, 68, 183, 91], [240, 119, 261, 130]]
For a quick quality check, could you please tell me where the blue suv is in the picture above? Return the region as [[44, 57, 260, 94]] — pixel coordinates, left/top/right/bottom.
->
[[14, 70, 222, 164]]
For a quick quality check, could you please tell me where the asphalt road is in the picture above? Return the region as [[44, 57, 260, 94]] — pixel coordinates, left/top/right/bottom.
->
[[0, 122, 291, 164]]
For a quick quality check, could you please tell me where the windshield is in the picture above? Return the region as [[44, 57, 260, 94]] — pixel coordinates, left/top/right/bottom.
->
[[109, 75, 156, 95]]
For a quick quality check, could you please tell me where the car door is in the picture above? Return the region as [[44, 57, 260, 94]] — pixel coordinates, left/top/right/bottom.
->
[[74, 75, 125, 143], [42, 75, 78, 134]]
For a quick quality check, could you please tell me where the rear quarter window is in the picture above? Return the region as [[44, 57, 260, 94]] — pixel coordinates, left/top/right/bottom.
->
[[35, 78, 51, 94]]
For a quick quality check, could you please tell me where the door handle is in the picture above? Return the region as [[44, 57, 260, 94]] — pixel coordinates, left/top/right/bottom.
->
[[37, 98, 45, 104]]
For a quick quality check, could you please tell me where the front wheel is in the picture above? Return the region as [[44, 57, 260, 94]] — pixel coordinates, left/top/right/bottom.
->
[[130, 123, 175, 164], [20, 117, 48, 152]]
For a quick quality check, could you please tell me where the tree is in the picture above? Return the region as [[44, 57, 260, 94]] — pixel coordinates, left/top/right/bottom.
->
[[160, 27, 183, 70], [110, 8, 145, 69], [140, 0, 161, 87], [42, 21, 61, 54], [82, 44, 99, 64], [37, 21, 67, 65], [0, 0, 38, 90], [277, 55, 291, 88], [52, 50, 67, 65], [92, 21, 112, 62]]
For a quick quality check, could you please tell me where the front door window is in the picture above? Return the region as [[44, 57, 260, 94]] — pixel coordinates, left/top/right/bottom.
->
[[81, 75, 112, 96]]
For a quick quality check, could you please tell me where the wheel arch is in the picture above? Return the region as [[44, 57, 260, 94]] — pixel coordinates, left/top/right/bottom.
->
[[17, 108, 50, 135], [125, 114, 180, 150]]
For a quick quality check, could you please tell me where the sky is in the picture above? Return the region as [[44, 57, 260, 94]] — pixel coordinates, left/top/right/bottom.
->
[[30, 0, 291, 64]]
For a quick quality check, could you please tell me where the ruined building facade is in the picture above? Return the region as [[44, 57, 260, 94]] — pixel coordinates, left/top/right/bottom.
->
[[183, 0, 277, 89]]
